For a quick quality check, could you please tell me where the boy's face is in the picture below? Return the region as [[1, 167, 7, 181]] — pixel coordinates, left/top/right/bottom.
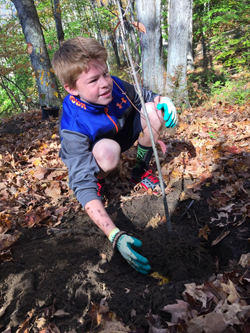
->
[[64, 60, 113, 105]]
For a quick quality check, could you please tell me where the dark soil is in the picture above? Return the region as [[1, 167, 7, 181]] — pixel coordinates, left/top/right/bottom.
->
[[1, 177, 249, 332]]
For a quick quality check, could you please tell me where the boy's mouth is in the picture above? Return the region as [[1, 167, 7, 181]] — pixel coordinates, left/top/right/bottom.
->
[[100, 90, 111, 98]]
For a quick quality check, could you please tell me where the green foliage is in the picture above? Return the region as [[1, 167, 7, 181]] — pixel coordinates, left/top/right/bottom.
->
[[187, 66, 250, 106], [1, 0, 249, 117], [213, 26, 250, 68], [0, 89, 13, 115], [0, 9, 36, 116], [188, 68, 228, 104], [211, 74, 250, 105], [193, 0, 250, 71]]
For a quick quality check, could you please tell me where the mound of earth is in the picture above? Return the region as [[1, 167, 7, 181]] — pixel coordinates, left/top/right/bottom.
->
[[1, 179, 249, 332]]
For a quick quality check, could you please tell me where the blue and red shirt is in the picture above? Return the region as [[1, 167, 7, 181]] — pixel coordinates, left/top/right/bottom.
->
[[59, 76, 158, 208]]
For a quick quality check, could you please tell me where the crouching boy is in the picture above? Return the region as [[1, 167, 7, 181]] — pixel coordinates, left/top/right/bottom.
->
[[52, 37, 177, 274]]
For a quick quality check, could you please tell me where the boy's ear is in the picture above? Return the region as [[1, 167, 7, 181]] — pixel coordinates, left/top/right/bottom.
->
[[64, 83, 78, 96]]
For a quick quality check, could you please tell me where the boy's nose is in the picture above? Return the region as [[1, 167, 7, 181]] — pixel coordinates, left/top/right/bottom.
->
[[99, 76, 109, 87]]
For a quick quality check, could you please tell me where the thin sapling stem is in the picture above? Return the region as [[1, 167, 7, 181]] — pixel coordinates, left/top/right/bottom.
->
[[116, 0, 172, 232]]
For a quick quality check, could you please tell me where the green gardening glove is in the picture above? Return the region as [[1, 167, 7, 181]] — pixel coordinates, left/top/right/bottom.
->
[[157, 97, 178, 128], [109, 228, 151, 274]]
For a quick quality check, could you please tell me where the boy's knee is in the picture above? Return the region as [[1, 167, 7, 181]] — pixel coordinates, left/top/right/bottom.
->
[[145, 102, 155, 111], [93, 139, 121, 172]]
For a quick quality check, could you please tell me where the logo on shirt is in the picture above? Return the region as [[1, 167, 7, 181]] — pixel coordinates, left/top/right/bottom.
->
[[70, 95, 86, 109], [116, 97, 127, 109]]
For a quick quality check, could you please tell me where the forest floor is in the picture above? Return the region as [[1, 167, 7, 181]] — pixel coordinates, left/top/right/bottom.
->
[[0, 101, 250, 333]]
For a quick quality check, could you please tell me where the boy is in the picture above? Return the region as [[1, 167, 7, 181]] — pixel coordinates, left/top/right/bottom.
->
[[52, 37, 177, 275]]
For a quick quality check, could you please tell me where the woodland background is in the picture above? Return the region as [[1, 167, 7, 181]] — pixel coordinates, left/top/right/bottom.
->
[[0, 0, 250, 116]]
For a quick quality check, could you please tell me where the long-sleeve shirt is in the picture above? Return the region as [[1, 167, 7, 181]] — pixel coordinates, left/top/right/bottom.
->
[[59, 76, 158, 208]]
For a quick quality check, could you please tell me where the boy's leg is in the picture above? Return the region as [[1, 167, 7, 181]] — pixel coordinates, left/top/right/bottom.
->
[[92, 138, 121, 200], [131, 102, 163, 185], [92, 139, 121, 179]]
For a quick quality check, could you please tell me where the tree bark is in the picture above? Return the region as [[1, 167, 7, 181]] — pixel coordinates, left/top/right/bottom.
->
[[201, 35, 208, 69], [108, 29, 121, 67], [166, 0, 191, 107], [187, 1, 194, 71], [99, 0, 121, 67], [90, 0, 105, 47], [136, 0, 165, 93], [53, 0, 64, 44], [11, 0, 62, 108], [119, 0, 140, 71], [107, 0, 122, 67]]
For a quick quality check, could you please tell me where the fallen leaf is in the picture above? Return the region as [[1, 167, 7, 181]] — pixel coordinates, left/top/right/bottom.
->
[[99, 320, 129, 332], [34, 317, 46, 331], [198, 225, 210, 240], [157, 140, 167, 154], [53, 309, 70, 317], [24, 211, 43, 228], [187, 311, 227, 333], [221, 279, 240, 303], [215, 301, 250, 326], [33, 158, 42, 166], [146, 311, 169, 333], [33, 166, 47, 180], [0, 213, 13, 233], [0, 231, 21, 251], [162, 299, 196, 323], [44, 181, 61, 200], [238, 253, 250, 268], [145, 214, 161, 229], [16, 309, 35, 333], [150, 272, 169, 285], [0, 249, 13, 263], [183, 283, 208, 308]]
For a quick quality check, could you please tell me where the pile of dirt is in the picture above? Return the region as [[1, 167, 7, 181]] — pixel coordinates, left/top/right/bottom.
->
[[0, 178, 249, 332]]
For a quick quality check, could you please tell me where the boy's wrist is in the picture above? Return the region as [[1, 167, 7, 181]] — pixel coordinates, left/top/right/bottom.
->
[[108, 228, 120, 242]]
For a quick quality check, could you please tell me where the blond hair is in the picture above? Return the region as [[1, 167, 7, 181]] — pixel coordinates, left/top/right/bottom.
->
[[52, 37, 108, 88]]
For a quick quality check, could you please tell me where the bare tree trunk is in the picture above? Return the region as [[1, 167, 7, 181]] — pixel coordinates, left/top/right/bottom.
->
[[119, 0, 140, 71], [201, 35, 208, 69], [100, 0, 121, 67], [53, 0, 64, 44], [108, 29, 121, 67], [136, 0, 165, 93], [90, 0, 105, 46], [11, 0, 62, 108], [187, 0, 194, 71], [166, 0, 191, 107]]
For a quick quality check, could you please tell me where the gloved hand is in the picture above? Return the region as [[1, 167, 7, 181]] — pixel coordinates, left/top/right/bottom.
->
[[109, 228, 151, 274], [157, 97, 178, 128]]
